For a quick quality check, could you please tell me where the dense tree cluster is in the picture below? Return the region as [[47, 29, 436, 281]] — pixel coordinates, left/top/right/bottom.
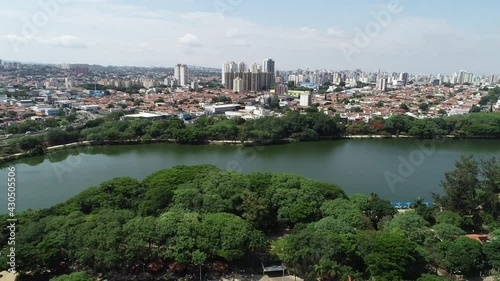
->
[[0, 156, 498, 280], [2, 110, 500, 158]]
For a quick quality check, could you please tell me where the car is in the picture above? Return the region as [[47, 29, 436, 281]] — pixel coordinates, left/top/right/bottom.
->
[[25, 131, 31, 135]]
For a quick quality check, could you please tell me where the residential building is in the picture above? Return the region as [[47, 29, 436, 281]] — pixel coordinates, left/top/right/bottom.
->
[[174, 64, 189, 86], [399, 72, 409, 86], [263, 59, 275, 83], [233, 77, 242, 93], [299, 92, 312, 107]]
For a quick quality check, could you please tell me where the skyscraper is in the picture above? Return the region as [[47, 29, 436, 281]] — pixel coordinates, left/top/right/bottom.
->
[[174, 64, 189, 86], [263, 59, 275, 83], [222, 61, 238, 88], [399, 72, 409, 86], [223, 60, 274, 92]]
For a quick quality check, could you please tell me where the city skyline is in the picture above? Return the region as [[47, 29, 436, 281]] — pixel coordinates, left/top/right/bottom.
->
[[1, 1, 499, 74]]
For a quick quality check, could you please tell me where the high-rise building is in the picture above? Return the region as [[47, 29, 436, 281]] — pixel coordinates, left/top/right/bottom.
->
[[377, 77, 388, 91], [466, 72, 474, 84], [399, 72, 409, 86], [263, 59, 275, 83], [222, 61, 238, 87], [233, 77, 242, 93], [238, 62, 247, 73], [491, 75, 497, 85], [174, 64, 189, 86], [223, 59, 274, 91], [191, 81, 199, 91]]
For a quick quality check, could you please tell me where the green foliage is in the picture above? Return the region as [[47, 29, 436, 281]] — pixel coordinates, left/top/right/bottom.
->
[[435, 210, 464, 227], [432, 223, 465, 241], [7, 158, 499, 281], [281, 227, 361, 280], [64, 177, 145, 214], [139, 165, 220, 215], [17, 136, 44, 151], [350, 193, 396, 230], [364, 232, 425, 281], [434, 155, 500, 223], [320, 198, 371, 230], [417, 274, 450, 281], [46, 129, 79, 146], [384, 210, 429, 244], [50, 272, 93, 281], [484, 240, 500, 270], [437, 237, 484, 276], [3, 111, 500, 158]]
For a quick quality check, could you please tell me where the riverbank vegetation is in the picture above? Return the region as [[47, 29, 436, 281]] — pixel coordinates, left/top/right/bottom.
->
[[1, 111, 500, 159], [0, 156, 499, 281]]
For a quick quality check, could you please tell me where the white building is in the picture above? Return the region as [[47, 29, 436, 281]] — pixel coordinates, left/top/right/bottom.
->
[[299, 93, 311, 107], [174, 64, 189, 86], [233, 77, 242, 93], [191, 81, 199, 91]]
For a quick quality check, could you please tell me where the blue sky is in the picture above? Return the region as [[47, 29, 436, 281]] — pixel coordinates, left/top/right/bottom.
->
[[1, 0, 499, 74]]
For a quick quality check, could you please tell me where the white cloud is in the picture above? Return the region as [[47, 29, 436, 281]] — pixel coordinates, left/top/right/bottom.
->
[[299, 26, 316, 33], [2, 34, 86, 48], [327, 27, 344, 37], [40, 35, 87, 48], [225, 28, 244, 38], [3, 34, 33, 44], [178, 33, 201, 47], [231, 39, 250, 47], [0, 3, 498, 73]]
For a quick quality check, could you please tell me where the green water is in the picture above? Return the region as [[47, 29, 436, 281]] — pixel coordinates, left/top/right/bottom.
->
[[1, 139, 499, 212]]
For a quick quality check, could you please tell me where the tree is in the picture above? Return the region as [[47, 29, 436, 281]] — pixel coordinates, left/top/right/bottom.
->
[[46, 129, 78, 146], [50, 272, 93, 281], [320, 198, 370, 230], [484, 240, 500, 270], [437, 109, 447, 116], [435, 210, 463, 227], [281, 227, 360, 280], [419, 103, 430, 112], [18, 136, 44, 151], [352, 193, 396, 230], [269, 97, 280, 110], [433, 223, 465, 241], [437, 237, 484, 276], [433, 156, 480, 217], [384, 115, 413, 135], [364, 232, 425, 281], [191, 250, 206, 281], [66, 114, 77, 123], [384, 211, 429, 244], [417, 274, 449, 281], [469, 105, 481, 113]]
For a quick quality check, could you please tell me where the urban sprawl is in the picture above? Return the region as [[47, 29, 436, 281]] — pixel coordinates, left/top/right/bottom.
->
[[0, 58, 499, 129]]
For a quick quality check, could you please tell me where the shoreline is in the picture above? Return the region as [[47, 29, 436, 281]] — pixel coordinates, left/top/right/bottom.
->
[[0, 134, 498, 164]]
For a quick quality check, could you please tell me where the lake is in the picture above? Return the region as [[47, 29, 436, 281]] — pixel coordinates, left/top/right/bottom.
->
[[1, 139, 499, 212]]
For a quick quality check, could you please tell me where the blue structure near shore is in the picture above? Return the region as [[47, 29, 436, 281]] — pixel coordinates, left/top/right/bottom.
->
[[391, 201, 433, 209]]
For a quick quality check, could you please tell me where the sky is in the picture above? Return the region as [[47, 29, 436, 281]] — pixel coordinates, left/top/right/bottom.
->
[[0, 0, 499, 74]]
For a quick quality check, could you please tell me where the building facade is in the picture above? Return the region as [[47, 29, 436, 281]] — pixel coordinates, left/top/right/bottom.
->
[[174, 64, 189, 86]]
